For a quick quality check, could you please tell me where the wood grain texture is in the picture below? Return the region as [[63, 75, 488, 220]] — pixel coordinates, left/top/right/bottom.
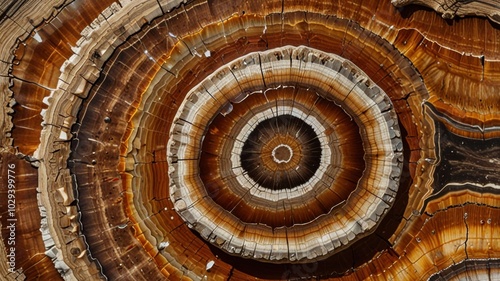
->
[[1, 0, 500, 280], [392, 0, 500, 24]]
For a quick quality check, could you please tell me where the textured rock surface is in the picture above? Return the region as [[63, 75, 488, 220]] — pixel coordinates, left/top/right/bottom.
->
[[392, 0, 500, 24], [0, 0, 499, 280]]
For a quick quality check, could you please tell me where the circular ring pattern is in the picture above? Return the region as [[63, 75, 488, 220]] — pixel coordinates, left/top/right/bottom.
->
[[240, 114, 322, 190], [9, 1, 496, 279], [168, 45, 403, 262], [232, 106, 331, 196], [200, 87, 358, 227], [270, 144, 294, 164]]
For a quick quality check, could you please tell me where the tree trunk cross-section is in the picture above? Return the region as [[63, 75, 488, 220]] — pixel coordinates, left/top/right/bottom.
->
[[0, 0, 500, 280]]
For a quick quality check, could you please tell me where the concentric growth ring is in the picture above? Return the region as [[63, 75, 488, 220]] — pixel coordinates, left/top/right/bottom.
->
[[230, 106, 331, 199], [240, 114, 322, 191], [168, 45, 403, 263], [201, 88, 355, 227]]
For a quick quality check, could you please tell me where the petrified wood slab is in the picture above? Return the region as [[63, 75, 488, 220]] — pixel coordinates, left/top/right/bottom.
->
[[1, 0, 500, 280]]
